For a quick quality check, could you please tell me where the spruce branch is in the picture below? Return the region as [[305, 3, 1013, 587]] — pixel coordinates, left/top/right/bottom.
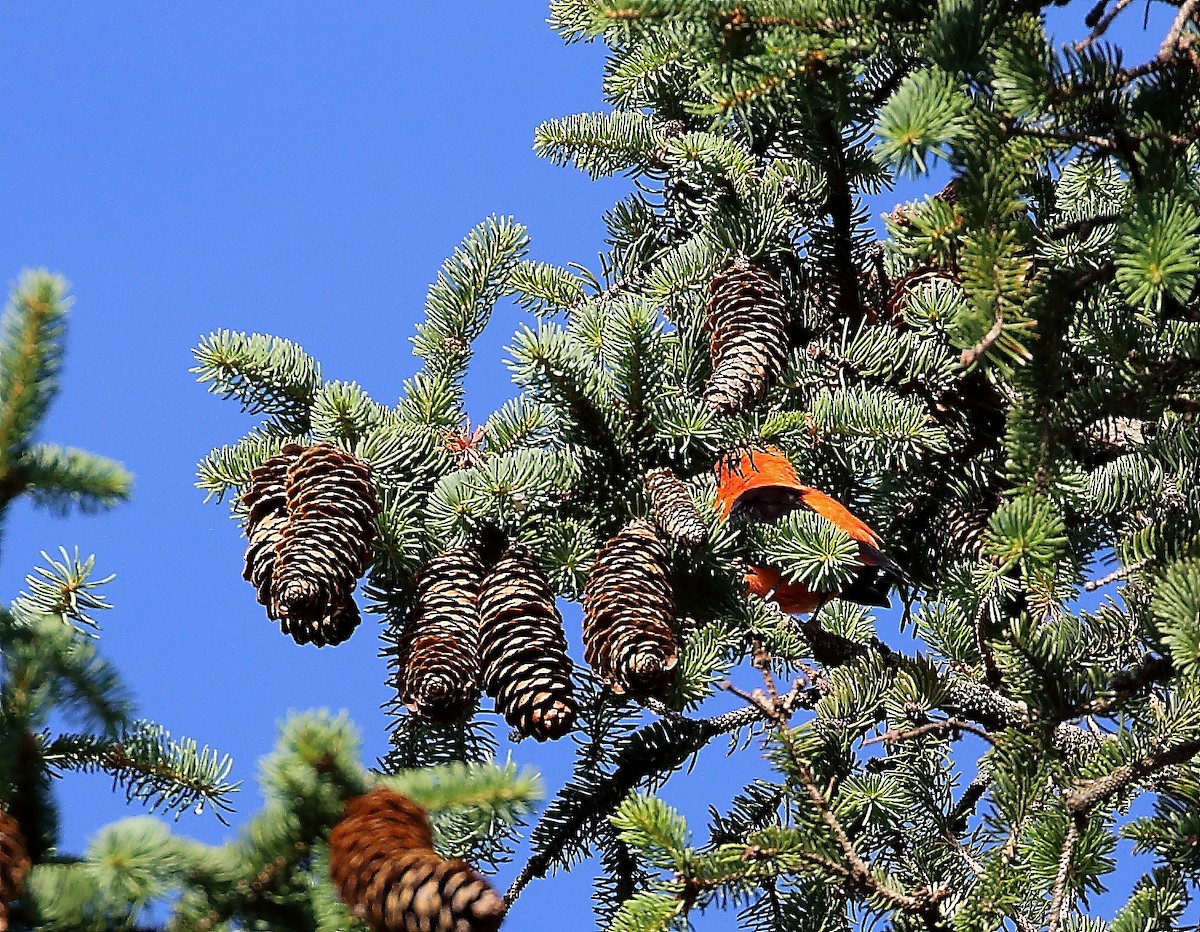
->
[[9, 547, 114, 634], [959, 314, 1019, 368], [1064, 734, 1200, 815], [191, 330, 321, 432], [1045, 813, 1082, 932], [742, 655, 947, 917], [40, 723, 239, 821], [412, 215, 528, 385], [817, 118, 868, 328], [1159, 0, 1200, 63], [0, 270, 69, 488], [1083, 559, 1146, 591], [0, 616, 133, 734], [863, 717, 996, 748], [1075, 0, 1136, 51], [504, 700, 773, 909], [195, 428, 300, 504], [13, 444, 131, 516]]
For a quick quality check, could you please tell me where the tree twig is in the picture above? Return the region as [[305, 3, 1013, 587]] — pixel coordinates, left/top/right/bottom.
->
[[1083, 558, 1147, 591], [1075, 0, 1135, 51], [503, 697, 782, 909], [864, 717, 996, 748], [1064, 734, 1200, 814], [741, 658, 946, 915], [959, 315, 1006, 367], [1159, 0, 1200, 62], [1045, 814, 1082, 932]]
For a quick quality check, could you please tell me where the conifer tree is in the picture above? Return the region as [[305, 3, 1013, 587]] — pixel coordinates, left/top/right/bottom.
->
[[17, 1, 1200, 929], [0, 272, 239, 928]]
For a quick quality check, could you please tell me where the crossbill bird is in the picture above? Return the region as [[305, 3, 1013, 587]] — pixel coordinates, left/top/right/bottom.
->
[[714, 447, 906, 614]]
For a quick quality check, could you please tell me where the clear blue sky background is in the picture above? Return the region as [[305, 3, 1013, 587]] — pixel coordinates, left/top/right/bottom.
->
[[0, 3, 1183, 929]]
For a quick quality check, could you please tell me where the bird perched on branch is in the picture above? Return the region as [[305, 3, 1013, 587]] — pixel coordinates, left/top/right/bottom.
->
[[715, 446, 907, 615]]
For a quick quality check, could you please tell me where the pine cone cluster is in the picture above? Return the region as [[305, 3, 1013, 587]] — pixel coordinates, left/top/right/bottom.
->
[[478, 544, 578, 741], [241, 443, 378, 647], [328, 787, 505, 932], [643, 467, 707, 548], [703, 258, 790, 416], [394, 544, 578, 739], [583, 520, 678, 699], [0, 809, 30, 923]]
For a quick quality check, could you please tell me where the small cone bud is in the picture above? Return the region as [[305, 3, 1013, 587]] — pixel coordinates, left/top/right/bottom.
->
[[643, 467, 707, 548], [582, 520, 678, 699], [703, 258, 789, 416], [328, 788, 505, 932], [478, 543, 578, 741], [394, 549, 483, 723]]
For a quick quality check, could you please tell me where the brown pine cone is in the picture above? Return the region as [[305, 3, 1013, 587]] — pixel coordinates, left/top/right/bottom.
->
[[703, 258, 789, 416], [643, 467, 707, 548], [241, 444, 370, 647], [394, 549, 483, 723], [478, 543, 578, 741], [582, 520, 678, 699], [328, 788, 505, 932], [272, 443, 379, 627], [0, 809, 30, 924], [241, 445, 303, 611], [280, 597, 361, 648]]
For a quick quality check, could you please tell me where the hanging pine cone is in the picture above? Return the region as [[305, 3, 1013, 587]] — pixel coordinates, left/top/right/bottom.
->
[[328, 787, 505, 932], [582, 520, 678, 699], [241, 445, 302, 611], [478, 543, 577, 741], [943, 483, 1004, 558], [643, 467, 707, 549], [272, 443, 379, 628], [0, 809, 30, 924], [240, 443, 374, 647], [394, 549, 483, 723], [280, 597, 361, 648], [703, 257, 789, 416]]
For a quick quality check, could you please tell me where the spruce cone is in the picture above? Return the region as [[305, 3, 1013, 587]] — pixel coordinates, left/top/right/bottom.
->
[[241, 443, 372, 647], [703, 258, 789, 416], [395, 549, 483, 723], [582, 520, 678, 699], [643, 467, 707, 548], [242, 445, 302, 611], [281, 597, 361, 648], [0, 809, 30, 922], [478, 544, 578, 741], [272, 443, 379, 626], [328, 788, 505, 932]]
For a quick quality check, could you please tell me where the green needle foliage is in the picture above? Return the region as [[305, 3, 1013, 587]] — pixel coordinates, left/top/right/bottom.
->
[[0, 272, 245, 930], [0, 272, 130, 547], [17, 1, 1200, 930]]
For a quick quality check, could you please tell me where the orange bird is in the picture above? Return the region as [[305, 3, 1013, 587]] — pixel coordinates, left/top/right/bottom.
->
[[714, 447, 906, 615]]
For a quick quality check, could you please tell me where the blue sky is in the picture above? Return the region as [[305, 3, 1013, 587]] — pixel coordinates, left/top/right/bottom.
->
[[0, 3, 1182, 929]]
